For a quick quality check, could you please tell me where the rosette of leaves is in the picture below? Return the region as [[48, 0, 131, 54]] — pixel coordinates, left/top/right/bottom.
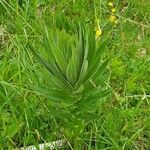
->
[[29, 24, 110, 144]]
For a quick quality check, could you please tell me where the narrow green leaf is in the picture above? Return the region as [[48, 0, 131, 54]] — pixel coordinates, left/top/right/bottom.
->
[[75, 60, 88, 89], [91, 59, 109, 80], [89, 39, 107, 69], [33, 87, 76, 105], [29, 45, 73, 90], [87, 28, 96, 65], [51, 46, 68, 75], [66, 53, 78, 86], [77, 89, 111, 111]]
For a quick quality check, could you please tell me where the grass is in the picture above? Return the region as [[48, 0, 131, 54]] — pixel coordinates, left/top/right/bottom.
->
[[0, 0, 150, 149]]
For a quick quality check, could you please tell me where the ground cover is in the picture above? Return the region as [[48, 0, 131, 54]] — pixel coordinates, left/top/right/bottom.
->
[[0, 0, 150, 149]]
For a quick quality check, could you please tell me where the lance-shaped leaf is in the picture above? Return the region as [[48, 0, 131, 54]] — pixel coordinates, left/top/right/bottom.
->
[[76, 89, 111, 112]]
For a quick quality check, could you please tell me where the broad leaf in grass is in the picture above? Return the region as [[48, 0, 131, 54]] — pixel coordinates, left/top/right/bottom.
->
[[87, 28, 96, 65], [52, 46, 68, 74], [32, 87, 77, 106], [29, 24, 110, 140], [76, 89, 111, 112], [29, 45, 73, 91], [75, 59, 88, 90], [85, 40, 108, 80], [90, 59, 109, 81], [66, 47, 79, 86]]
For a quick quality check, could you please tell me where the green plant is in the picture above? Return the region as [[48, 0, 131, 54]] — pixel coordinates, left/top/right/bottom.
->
[[29, 24, 110, 147], [1, 0, 150, 149]]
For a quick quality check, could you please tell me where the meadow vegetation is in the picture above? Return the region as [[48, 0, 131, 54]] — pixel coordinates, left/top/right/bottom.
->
[[0, 0, 150, 149]]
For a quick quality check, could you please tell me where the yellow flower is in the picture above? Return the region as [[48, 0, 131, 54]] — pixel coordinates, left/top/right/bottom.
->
[[96, 29, 102, 38], [111, 8, 116, 13], [109, 15, 117, 23], [108, 2, 113, 7], [114, 20, 118, 24]]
